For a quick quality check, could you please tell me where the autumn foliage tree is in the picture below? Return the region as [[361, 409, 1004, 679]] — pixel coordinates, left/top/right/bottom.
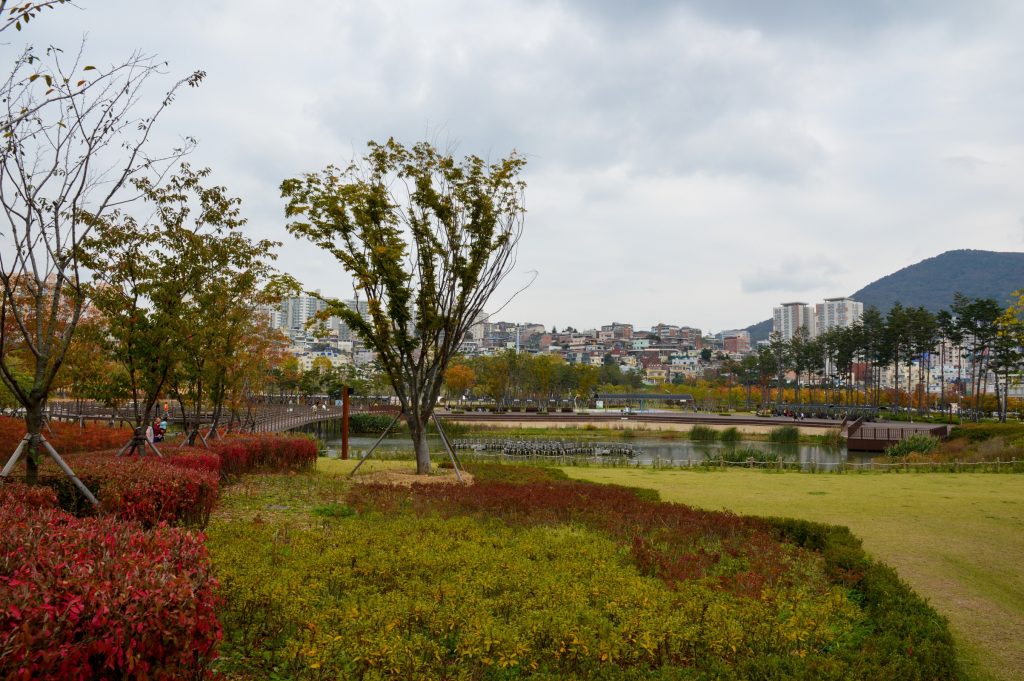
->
[[282, 139, 527, 474], [84, 166, 279, 450], [443, 363, 475, 405], [0, 10, 202, 483]]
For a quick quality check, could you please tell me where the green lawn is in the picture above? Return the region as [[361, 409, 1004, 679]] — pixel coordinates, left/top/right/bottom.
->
[[560, 467, 1024, 681]]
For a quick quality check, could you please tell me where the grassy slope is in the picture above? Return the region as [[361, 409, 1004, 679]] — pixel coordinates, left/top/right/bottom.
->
[[559, 468, 1024, 681]]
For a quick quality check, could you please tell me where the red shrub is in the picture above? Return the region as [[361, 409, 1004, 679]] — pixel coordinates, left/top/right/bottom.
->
[[0, 416, 132, 458], [349, 478, 800, 597], [36, 453, 219, 528], [211, 435, 317, 476], [0, 481, 58, 509], [0, 501, 221, 680], [162, 448, 223, 475]]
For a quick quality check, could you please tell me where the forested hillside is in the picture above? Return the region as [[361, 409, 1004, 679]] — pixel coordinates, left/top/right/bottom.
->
[[745, 249, 1024, 341]]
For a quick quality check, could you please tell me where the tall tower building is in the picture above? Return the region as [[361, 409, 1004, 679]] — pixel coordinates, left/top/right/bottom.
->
[[772, 302, 812, 340], [815, 297, 864, 335]]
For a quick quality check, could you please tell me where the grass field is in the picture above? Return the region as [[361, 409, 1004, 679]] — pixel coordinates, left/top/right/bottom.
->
[[560, 467, 1024, 681]]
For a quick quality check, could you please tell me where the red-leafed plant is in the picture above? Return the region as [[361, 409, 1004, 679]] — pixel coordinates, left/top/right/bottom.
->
[[0, 501, 221, 680], [0, 480, 58, 509], [211, 435, 317, 477], [35, 452, 219, 528], [0, 416, 132, 460]]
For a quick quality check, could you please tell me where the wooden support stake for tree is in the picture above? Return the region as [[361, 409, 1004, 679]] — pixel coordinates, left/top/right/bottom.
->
[[0, 435, 30, 477], [40, 437, 100, 507], [431, 413, 465, 483], [1, 434, 99, 508], [341, 387, 350, 460], [116, 439, 134, 457], [347, 411, 403, 479], [145, 439, 162, 458]]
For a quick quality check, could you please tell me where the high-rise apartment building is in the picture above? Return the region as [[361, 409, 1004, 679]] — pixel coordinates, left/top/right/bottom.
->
[[772, 302, 812, 340], [814, 297, 864, 335], [331, 297, 370, 342], [281, 292, 328, 333]]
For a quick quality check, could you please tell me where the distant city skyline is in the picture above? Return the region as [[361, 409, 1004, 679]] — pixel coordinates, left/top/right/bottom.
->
[[27, 0, 1024, 331]]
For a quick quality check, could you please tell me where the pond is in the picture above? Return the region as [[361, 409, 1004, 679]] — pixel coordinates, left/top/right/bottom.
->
[[310, 432, 875, 471]]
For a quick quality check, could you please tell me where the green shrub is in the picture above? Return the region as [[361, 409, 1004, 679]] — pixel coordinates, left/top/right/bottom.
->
[[768, 517, 961, 680], [815, 428, 846, 447], [689, 424, 718, 441], [768, 425, 800, 444], [211, 513, 859, 680], [884, 434, 939, 458], [949, 422, 1024, 442], [311, 503, 356, 518], [346, 412, 397, 434], [209, 464, 963, 681]]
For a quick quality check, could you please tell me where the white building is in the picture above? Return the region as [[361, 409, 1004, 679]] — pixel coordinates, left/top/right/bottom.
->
[[815, 297, 864, 335], [257, 304, 284, 330], [330, 297, 370, 342], [281, 291, 329, 334], [772, 302, 812, 340]]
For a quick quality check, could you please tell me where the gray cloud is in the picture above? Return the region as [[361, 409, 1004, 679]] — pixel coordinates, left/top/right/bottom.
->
[[943, 155, 992, 171], [19, 0, 1024, 332], [741, 257, 848, 294], [551, 0, 1009, 41]]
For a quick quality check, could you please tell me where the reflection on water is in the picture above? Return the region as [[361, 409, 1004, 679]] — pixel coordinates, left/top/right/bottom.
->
[[319, 434, 872, 470]]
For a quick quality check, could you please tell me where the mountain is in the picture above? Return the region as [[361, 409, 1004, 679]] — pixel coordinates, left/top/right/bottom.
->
[[744, 249, 1024, 342]]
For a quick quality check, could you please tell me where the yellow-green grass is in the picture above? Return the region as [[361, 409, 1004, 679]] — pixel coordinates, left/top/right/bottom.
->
[[560, 467, 1024, 681]]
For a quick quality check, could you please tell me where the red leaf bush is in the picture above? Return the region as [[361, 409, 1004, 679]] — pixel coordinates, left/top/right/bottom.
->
[[162, 449, 223, 475], [347, 474, 791, 597], [210, 435, 317, 477], [0, 500, 221, 680], [0, 432, 315, 680], [0, 480, 58, 509], [0, 416, 132, 457], [34, 453, 219, 528], [25, 436, 314, 525]]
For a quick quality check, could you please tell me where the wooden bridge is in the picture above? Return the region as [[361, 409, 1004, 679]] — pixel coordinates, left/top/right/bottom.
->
[[42, 402, 399, 435]]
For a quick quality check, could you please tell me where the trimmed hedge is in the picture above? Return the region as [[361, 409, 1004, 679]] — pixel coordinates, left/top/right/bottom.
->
[[37, 453, 219, 528], [0, 433, 317, 680], [0, 500, 221, 680], [768, 517, 961, 680], [210, 435, 317, 477], [0, 480, 59, 509], [0, 415, 132, 456], [27, 436, 316, 526]]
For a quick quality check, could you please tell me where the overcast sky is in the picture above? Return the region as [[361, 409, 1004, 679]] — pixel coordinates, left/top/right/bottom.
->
[[17, 0, 1024, 332]]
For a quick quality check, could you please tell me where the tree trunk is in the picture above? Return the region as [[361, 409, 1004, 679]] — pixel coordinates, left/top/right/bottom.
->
[[23, 403, 44, 484], [410, 416, 431, 475], [939, 343, 946, 411], [1002, 367, 1011, 423]]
